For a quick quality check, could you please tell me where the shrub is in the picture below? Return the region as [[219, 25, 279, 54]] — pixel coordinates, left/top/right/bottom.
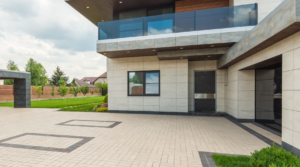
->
[[95, 83, 108, 95], [70, 86, 81, 97], [103, 94, 108, 103], [51, 84, 55, 98], [249, 143, 300, 167], [96, 107, 108, 112], [95, 88, 100, 94], [81, 85, 89, 97], [33, 86, 44, 101], [101, 103, 108, 108], [57, 78, 68, 99]]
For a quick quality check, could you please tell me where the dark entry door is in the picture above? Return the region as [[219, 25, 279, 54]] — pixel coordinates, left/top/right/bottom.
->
[[255, 63, 282, 132], [194, 71, 216, 112]]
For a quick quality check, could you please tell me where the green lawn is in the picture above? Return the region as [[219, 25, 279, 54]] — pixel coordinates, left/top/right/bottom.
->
[[59, 102, 103, 112], [0, 96, 105, 108], [212, 154, 251, 167]]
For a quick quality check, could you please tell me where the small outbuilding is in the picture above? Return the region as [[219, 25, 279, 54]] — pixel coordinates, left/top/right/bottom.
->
[[0, 70, 31, 108]]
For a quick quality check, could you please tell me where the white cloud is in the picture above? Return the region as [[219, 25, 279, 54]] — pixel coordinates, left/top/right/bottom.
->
[[0, 0, 106, 81], [148, 27, 173, 36]]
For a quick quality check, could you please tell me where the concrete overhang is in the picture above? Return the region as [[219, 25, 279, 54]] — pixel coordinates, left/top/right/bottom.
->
[[97, 27, 253, 59], [0, 69, 31, 108], [0, 70, 30, 79], [157, 47, 230, 61], [217, 0, 300, 69], [65, 0, 175, 26]]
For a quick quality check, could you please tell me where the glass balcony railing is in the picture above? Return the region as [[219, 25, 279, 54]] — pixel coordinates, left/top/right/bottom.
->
[[98, 4, 257, 40]]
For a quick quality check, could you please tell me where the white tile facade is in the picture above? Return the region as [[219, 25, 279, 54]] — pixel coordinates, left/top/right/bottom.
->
[[108, 56, 188, 113], [225, 31, 300, 152]]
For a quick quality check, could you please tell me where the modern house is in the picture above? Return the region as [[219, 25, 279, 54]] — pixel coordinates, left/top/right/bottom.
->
[[66, 0, 300, 156]]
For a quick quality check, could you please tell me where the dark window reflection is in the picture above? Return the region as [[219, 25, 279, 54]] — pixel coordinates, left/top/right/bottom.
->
[[129, 72, 144, 95], [255, 63, 282, 132], [128, 71, 160, 96]]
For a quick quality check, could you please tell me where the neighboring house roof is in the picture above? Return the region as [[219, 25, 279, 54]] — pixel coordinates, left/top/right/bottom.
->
[[74, 78, 98, 88], [98, 72, 107, 78], [80, 77, 98, 83]]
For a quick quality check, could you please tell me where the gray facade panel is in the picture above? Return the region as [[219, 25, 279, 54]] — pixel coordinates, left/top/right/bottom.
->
[[97, 43, 106, 52], [221, 31, 246, 43], [118, 41, 135, 50], [176, 36, 197, 46], [105, 42, 118, 51], [97, 31, 248, 54], [155, 37, 175, 48], [198, 33, 221, 45], [135, 39, 155, 49]]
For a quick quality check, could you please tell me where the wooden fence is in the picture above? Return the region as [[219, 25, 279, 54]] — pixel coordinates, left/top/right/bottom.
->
[[0, 85, 101, 102]]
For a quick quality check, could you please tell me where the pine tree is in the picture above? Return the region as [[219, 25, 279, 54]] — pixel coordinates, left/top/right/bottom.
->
[[51, 66, 69, 86]]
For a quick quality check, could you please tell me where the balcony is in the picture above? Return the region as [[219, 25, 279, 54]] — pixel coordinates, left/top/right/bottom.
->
[[98, 4, 257, 41]]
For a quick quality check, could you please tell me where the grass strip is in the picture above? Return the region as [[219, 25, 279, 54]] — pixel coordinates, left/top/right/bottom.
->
[[59, 102, 103, 112], [0, 96, 105, 108], [212, 154, 251, 167]]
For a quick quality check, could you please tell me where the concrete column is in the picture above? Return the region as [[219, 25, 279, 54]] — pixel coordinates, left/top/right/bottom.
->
[[236, 70, 255, 120], [216, 70, 226, 112], [14, 78, 31, 108], [282, 50, 300, 156], [225, 69, 255, 120]]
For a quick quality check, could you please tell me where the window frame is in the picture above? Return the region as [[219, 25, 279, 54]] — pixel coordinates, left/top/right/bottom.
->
[[128, 70, 160, 96]]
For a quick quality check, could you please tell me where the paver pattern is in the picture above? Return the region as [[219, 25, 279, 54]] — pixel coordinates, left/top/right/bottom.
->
[[66, 121, 114, 127], [0, 108, 280, 167], [242, 123, 282, 145], [3, 135, 82, 149], [57, 120, 122, 128]]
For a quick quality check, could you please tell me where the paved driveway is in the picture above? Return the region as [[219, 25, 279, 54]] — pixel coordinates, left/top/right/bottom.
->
[[0, 108, 280, 167]]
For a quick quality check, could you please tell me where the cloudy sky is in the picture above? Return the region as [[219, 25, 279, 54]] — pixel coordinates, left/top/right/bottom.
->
[[0, 0, 106, 81]]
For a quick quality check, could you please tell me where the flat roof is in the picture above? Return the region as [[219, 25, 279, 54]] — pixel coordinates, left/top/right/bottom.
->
[[65, 0, 175, 26]]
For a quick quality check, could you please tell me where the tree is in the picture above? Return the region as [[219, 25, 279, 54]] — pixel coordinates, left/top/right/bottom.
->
[[95, 83, 108, 95], [4, 60, 20, 85], [70, 86, 81, 98], [95, 88, 100, 95], [51, 84, 55, 99], [91, 89, 94, 95], [33, 86, 44, 101], [57, 78, 68, 99], [51, 66, 69, 86], [81, 85, 89, 97], [25, 58, 47, 86]]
